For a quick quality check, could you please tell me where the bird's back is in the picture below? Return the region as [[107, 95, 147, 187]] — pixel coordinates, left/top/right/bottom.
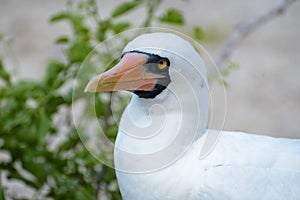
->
[[116, 130, 300, 200], [194, 130, 300, 200]]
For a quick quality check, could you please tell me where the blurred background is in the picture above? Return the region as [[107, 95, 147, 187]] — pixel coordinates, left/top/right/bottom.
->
[[1, 0, 299, 137], [0, 0, 299, 199]]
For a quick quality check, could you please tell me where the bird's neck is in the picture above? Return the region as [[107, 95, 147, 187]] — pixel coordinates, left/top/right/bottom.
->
[[114, 78, 208, 172]]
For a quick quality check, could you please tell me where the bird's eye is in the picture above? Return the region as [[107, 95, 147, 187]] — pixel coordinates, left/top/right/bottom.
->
[[158, 60, 168, 70]]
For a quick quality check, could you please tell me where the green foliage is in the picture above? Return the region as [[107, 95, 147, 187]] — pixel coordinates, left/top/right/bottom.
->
[[0, 60, 11, 85], [193, 26, 205, 41], [0, 0, 209, 199], [218, 61, 240, 87], [221, 61, 240, 77], [111, 1, 141, 18], [159, 8, 185, 24]]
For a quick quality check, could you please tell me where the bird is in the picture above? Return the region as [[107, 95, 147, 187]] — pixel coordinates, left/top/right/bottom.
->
[[85, 32, 300, 200]]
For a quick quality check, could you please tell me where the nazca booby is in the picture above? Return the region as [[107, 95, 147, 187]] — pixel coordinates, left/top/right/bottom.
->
[[85, 32, 300, 200]]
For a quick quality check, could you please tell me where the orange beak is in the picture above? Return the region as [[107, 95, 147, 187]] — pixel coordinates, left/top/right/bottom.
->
[[84, 53, 165, 92]]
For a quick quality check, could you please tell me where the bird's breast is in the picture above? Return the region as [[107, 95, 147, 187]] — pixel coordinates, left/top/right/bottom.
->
[[115, 139, 207, 200]]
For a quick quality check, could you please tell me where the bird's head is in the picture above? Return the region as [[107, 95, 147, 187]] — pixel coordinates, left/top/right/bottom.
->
[[84, 33, 209, 168], [85, 32, 207, 101], [84, 49, 171, 98]]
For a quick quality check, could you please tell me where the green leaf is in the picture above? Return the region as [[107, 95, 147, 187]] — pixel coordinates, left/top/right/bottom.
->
[[44, 95, 65, 114], [193, 26, 205, 41], [37, 108, 51, 143], [50, 12, 89, 40], [44, 61, 66, 88], [97, 19, 111, 41], [49, 12, 69, 23], [55, 36, 69, 44], [68, 41, 92, 64], [159, 9, 185, 25], [111, 1, 140, 17], [112, 22, 131, 34], [107, 124, 118, 139], [220, 61, 239, 78], [0, 60, 11, 85], [228, 61, 240, 70], [222, 69, 229, 76]]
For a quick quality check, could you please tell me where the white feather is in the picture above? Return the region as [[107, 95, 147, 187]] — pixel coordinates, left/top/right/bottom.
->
[[114, 33, 300, 200]]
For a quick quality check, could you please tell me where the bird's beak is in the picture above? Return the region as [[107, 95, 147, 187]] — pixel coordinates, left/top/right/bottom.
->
[[84, 53, 164, 92]]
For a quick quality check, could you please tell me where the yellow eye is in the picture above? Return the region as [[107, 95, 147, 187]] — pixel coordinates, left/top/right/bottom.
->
[[158, 60, 168, 69]]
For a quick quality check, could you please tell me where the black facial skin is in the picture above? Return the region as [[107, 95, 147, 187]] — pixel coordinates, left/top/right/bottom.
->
[[122, 50, 171, 99]]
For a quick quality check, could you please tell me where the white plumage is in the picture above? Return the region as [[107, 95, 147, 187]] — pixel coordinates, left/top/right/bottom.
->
[[85, 32, 300, 199], [117, 130, 300, 199]]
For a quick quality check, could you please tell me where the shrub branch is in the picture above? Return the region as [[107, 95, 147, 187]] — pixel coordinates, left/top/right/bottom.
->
[[215, 0, 298, 68]]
